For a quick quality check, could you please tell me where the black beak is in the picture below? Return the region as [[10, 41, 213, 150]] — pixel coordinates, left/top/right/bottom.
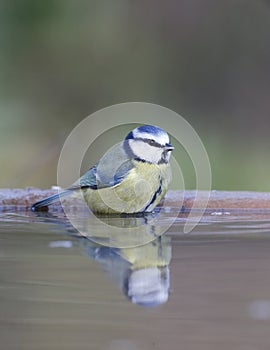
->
[[164, 143, 174, 152]]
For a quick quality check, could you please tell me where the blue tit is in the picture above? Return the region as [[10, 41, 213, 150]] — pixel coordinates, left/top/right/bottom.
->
[[31, 125, 174, 214]]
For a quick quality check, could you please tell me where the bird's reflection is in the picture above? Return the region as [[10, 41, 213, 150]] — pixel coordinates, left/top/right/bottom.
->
[[33, 209, 172, 306], [80, 234, 171, 306]]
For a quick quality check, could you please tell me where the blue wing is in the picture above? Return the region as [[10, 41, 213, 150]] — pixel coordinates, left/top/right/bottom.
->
[[77, 159, 134, 189], [75, 165, 99, 189], [77, 142, 134, 189]]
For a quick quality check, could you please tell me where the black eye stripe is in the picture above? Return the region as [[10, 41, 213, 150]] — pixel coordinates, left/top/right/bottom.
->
[[136, 138, 163, 148]]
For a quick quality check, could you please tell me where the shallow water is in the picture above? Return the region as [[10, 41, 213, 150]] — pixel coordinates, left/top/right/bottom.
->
[[1, 207, 270, 350]]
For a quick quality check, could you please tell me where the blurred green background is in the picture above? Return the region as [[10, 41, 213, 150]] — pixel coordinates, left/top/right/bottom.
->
[[1, 0, 270, 191]]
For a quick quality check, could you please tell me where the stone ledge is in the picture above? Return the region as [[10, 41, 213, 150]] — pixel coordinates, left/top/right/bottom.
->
[[0, 188, 270, 210]]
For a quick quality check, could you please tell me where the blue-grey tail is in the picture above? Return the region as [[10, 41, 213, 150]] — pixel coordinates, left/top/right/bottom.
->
[[31, 190, 71, 211]]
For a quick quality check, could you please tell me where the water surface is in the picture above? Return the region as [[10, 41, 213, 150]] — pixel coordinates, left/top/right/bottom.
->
[[1, 207, 270, 350]]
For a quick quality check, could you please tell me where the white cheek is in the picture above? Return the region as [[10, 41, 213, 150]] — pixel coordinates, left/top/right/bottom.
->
[[129, 141, 162, 163], [143, 143, 163, 163]]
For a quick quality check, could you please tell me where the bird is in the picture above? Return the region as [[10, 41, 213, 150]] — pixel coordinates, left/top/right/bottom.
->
[[31, 125, 174, 214]]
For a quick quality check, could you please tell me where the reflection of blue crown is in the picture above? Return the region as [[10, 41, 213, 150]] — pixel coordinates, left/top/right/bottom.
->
[[126, 266, 170, 306]]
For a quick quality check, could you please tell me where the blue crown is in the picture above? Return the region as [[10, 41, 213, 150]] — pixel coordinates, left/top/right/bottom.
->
[[125, 125, 166, 140]]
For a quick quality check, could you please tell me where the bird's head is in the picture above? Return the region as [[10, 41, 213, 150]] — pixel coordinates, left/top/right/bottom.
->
[[124, 125, 174, 164]]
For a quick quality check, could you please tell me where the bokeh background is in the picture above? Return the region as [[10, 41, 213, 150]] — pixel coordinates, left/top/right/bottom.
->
[[1, 0, 270, 191]]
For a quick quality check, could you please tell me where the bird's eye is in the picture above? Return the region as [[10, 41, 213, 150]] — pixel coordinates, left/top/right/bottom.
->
[[149, 139, 155, 145]]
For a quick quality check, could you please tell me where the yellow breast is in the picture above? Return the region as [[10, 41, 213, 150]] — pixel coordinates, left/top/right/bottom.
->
[[82, 161, 171, 214]]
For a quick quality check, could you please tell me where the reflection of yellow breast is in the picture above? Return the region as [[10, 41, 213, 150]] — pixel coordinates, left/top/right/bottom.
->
[[83, 161, 171, 214], [120, 236, 172, 270]]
